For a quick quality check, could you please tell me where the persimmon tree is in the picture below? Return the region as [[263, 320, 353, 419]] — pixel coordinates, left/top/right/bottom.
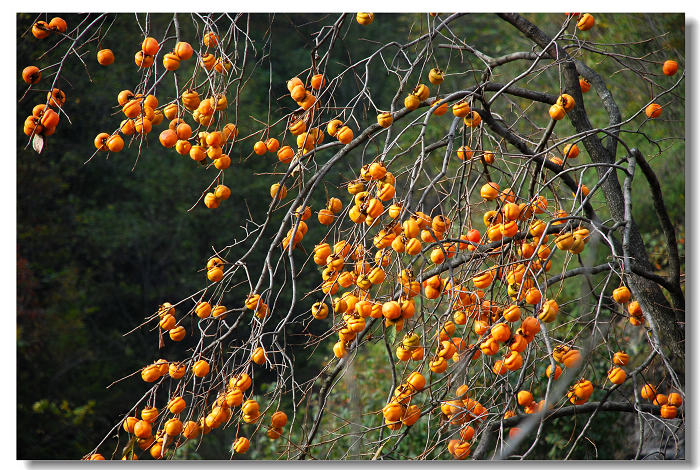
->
[[19, 12, 685, 460]]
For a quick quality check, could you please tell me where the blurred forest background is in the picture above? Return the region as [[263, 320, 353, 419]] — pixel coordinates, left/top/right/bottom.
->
[[17, 12, 684, 459]]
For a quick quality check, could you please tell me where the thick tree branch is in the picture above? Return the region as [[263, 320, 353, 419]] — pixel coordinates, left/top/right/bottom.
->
[[629, 148, 684, 311], [496, 11, 684, 362]]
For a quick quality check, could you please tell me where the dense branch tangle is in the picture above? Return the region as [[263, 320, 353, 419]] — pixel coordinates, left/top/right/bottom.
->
[[26, 12, 684, 461]]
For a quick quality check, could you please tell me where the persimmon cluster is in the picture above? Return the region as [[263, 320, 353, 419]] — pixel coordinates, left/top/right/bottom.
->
[[21, 12, 679, 460]]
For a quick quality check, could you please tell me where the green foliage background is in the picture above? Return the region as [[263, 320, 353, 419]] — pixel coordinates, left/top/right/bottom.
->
[[17, 12, 683, 460]]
